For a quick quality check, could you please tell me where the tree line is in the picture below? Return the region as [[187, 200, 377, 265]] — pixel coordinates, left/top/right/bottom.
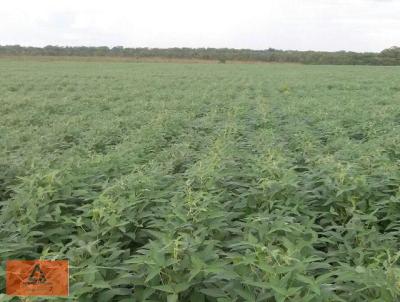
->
[[1, 45, 399, 65]]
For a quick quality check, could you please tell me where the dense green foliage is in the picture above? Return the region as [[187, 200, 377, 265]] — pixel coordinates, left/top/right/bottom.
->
[[1, 45, 400, 65], [1, 60, 400, 301]]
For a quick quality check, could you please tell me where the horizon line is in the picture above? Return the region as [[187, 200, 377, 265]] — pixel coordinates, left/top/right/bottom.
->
[[1, 44, 395, 54]]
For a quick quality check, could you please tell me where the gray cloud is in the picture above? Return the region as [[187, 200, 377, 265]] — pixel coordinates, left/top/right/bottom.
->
[[0, 0, 399, 52]]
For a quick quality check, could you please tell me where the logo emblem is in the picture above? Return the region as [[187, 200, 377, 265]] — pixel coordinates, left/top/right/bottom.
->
[[6, 260, 69, 296], [27, 264, 47, 285]]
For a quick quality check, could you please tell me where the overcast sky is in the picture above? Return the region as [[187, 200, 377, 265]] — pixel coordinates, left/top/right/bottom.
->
[[1, 0, 399, 52]]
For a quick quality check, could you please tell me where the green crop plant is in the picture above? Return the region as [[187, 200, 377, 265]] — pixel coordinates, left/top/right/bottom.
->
[[1, 59, 400, 301]]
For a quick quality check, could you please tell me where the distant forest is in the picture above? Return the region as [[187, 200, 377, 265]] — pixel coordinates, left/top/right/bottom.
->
[[1, 45, 400, 65]]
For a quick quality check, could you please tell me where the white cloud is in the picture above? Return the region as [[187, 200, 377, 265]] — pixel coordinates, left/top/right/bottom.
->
[[0, 0, 399, 51]]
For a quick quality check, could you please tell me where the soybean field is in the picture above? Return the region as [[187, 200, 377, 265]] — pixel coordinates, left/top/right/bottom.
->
[[1, 60, 400, 301]]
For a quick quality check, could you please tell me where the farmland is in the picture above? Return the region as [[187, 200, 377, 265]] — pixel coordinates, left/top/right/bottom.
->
[[1, 59, 400, 301]]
